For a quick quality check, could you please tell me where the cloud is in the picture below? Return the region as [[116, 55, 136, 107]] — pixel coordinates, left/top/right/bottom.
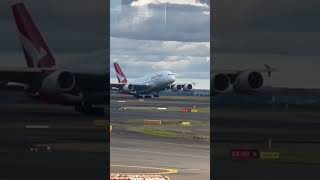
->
[[110, 37, 210, 79], [131, 0, 209, 7], [111, 2, 209, 42], [111, 37, 209, 57], [0, 0, 106, 53], [215, 0, 320, 55]]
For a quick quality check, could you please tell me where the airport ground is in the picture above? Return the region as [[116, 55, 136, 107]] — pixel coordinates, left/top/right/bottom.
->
[[2, 90, 320, 179], [212, 106, 320, 179], [112, 93, 320, 180], [110, 94, 210, 180], [0, 91, 108, 179]]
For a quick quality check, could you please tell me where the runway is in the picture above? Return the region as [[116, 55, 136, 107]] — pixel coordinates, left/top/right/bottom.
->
[[3, 90, 320, 179], [110, 94, 210, 179], [111, 95, 209, 122], [212, 107, 320, 180], [0, 102, 108, 180], [213, 108, 320, 142], [111, 132, 210, 179]]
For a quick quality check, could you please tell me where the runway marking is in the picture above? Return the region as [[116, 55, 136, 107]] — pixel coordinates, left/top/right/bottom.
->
[[25, 125, 50, 129], [111, 147, 209, 159], [112, 138, 209, 149], [117, 101, 126, 103], [111, 164, 177, 175], [186, 168, 201, 171]]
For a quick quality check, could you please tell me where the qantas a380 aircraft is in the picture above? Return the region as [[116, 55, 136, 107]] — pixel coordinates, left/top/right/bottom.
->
[[111, 61, 276, 98], [111, 62, 193, 98], [0, 3, 106, 115]]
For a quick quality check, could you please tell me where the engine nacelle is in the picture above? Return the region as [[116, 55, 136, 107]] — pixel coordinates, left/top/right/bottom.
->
[[40, 71, 76, 94], [171, 84, 182, 92], [213, 73, 232, 93], [123, 84, 134, 92], [234, 71, 264, 92], [183, 84, 193, 91]]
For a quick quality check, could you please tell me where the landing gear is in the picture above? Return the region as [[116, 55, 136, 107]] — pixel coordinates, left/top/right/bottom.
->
[[74, 103, 105, 116], [134, 95, 143, 98], [134, 94, 159, 98]]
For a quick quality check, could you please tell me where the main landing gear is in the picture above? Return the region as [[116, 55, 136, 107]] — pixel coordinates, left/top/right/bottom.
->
[[134, 94, 160, 98]]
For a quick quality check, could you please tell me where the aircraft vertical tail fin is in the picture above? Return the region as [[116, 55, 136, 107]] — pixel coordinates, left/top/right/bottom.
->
[[12, 3, 56, 68], [114, 62, 128, 83]]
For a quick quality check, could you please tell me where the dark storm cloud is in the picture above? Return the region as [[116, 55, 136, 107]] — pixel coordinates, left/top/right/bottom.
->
[[0, 0, 107, 53], [214, 0, 320, 55]]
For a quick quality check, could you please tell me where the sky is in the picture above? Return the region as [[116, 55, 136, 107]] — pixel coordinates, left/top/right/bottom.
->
[[0, 0, 107, 72], [110, 0, 211, 89], [2, 0, 319, 89], [213, 0, 320, 89]]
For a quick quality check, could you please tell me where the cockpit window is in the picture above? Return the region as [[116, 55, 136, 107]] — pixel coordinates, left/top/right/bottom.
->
[[168, 73, 174, 75]]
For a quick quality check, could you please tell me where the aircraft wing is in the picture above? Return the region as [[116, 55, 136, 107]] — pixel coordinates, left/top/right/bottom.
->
[[214, 65, 276, 75], [0, 67, 52, 84], [0, 67, 106, 92], [214, 68, 276, 75]]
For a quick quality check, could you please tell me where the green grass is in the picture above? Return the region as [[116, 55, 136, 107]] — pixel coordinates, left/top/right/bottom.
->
[[127, 123, 210, 141], [130, 127, 181, 138]]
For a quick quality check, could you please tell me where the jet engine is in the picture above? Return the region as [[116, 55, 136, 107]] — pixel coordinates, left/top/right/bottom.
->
[[233, 71, 263, 92], [171, 84, 182, 91], [40, 71, 76, 94], [213, 73, 232, 93], [123, 84, 134, 92], [183, 84, 193, 91]]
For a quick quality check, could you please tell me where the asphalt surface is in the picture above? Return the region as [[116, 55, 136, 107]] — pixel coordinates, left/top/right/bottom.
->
[[110, 94, 210, 180], [111, 95, 209, 122], [0, 99, 108, 180], [213, 160, 320, 180], [2, 91, 320, 179], [213, 108, 320, 142], [111, 131, 210, 180], [212, 107, 320, 179]]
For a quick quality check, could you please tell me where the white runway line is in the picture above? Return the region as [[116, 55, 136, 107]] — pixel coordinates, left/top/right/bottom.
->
[[25, 125, 50, 129], [117, 101, 127, 103]]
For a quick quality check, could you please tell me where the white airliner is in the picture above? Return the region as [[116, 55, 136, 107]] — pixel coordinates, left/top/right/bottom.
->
[[111, 62, 193, 98], [0, 2, 106, 115]]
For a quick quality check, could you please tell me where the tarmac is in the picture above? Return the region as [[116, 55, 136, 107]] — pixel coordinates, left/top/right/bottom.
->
[[212, 106, 320, 180], [2, 91, 320, 179], [0, 92, 108, 180], [110, 94, 210, 180]]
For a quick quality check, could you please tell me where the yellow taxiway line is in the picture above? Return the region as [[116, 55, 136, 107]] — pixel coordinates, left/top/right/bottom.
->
[[111, 164, 178, 175]]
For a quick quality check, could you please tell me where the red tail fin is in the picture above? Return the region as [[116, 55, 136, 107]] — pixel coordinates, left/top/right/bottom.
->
[[114, 62, 127, 83], [12, 3, 55, 68]]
